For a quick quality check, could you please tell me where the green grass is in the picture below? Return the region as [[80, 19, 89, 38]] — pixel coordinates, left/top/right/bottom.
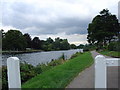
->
[[22, 52, 94, 88], [99, 50, 120, 58]]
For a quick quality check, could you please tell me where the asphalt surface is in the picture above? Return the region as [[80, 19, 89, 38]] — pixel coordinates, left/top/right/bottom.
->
[[66, 51, 119, 88]]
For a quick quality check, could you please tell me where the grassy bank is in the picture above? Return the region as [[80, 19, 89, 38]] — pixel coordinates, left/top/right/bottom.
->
[[2, 53, 67, 89], [22, 52, 94, 88], [99, 50, 120, 58]]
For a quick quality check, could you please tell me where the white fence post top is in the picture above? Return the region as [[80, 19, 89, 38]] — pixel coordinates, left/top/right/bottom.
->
[[7, 57, 21, 88], [95, 55, 105, 60], [7, 57, 19, 61]]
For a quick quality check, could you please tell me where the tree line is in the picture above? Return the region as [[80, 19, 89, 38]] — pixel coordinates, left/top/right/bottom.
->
[[1, 29, 84, 51]]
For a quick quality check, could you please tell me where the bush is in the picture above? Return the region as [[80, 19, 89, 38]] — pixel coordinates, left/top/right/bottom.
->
[[2, 66, 8, 90], [83, 47, 89, 51], [2, 58, 64, 89], [108, 42, 120, 51], [20, 62, 38, 83], [2, 62, 42, 89]]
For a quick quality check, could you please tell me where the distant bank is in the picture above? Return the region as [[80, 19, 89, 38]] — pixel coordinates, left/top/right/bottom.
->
[[2, 50, 42, 54]]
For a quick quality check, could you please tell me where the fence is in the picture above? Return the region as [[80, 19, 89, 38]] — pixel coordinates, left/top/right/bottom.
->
[[95, 55, 120, 88]]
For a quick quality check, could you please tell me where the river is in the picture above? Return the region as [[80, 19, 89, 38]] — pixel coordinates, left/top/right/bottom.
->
[[2, 49, 81, 66]]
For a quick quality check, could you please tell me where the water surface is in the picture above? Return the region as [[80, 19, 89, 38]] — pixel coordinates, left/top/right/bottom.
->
[[2, 49, 81, 66]]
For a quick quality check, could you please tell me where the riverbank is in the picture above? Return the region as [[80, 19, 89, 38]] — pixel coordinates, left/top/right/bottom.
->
[[98, 50, 120, 58], [22, 52, 94, 88], [2, 49, 81, 54], [2, 52, 80, 89], [2, 50, 43, 54]]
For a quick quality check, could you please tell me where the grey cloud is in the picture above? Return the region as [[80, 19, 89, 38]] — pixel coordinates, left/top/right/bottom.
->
[[2, 1, 90, 35]]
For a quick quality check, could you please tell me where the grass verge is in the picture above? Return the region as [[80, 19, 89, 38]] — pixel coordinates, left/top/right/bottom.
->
[[98, 50, 120, 58], [22, 52, 94, 88]]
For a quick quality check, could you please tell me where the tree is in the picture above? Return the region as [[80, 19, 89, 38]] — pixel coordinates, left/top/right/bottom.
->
[[77, 44, 84, 49], [60, 39, 70, 50], [1, 29, 5, 38], [54, 37, 61, 50], [32, 37, 41, 49], [87, 9, 120, 47], [46, 37, 54, 44], [70, 44, 77, 49], [2, 30, 27, 50], [0, 30, 3, 50], [23, 33, 32, 48], [53, 37, 70, 50]]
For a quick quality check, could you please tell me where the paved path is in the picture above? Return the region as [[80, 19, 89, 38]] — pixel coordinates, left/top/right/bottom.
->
[[66, 51, 119, 88]]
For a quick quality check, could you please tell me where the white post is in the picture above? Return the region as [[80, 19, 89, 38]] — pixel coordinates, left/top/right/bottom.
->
[[7, 57, 21, 88], [95, 55, 106, 88]]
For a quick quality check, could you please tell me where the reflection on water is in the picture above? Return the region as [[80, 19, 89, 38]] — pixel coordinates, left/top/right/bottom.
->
[[2, 49, 81, 66]]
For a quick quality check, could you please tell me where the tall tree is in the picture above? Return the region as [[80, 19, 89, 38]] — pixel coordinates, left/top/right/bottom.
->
[[54, 37, 61, 50], [87, 9, 120, 46], [2, 30, 27, 50], [23, 33, 32, 48], [46, 37, 54, 44], [60, 39, 70, 50], [32, 37, 41, 49]]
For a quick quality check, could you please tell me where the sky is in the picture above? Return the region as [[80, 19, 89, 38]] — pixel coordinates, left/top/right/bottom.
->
[[1, 0, 120, 45]]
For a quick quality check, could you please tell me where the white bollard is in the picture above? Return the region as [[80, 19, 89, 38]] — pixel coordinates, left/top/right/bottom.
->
[[7, 57, 21, 88], [95, 55, 106, 88]]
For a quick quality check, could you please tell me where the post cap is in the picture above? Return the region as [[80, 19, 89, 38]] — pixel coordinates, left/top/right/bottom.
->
[[95, 55, 105, 60]]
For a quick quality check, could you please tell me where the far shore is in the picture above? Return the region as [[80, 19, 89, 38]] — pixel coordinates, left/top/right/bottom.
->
[[2, 49, 82, 55], [2, 50, 43, 54]]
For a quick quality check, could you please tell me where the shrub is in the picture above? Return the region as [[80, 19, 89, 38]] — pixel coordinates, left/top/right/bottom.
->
[[2, 62, 42, 89], [20, 62, 37, 83], [2, 66, 8, 90], [83, 47, 89, 51], [108, 42, 120, 51]]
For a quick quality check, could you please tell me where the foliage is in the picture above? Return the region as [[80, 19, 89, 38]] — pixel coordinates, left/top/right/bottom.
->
[[2, 62, 42, 89], [2, 29, 79, 51], [107, 42, 120, 51], [2, 53, 69, 89], [23, 33, 32, 48], [70, 52, 79, 59], [77, 44, 84, 49], [70, 44, 77, 49], [53, 37, 70, 50], [59, 39, 70, 50], [20, 62, 42, 83], [99, 50, 120, 58], [32, 37, 41, 49], [2, 66, 8, 89], [22, 52, 93, 88], [87, 9, 120, 47], [41, 37, 71, 51], [46, 37, 54, 43], [2, 30, 27, 50]]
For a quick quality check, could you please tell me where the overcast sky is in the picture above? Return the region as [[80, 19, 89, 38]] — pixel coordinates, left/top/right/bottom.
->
[[1, 0, 120, 45]]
